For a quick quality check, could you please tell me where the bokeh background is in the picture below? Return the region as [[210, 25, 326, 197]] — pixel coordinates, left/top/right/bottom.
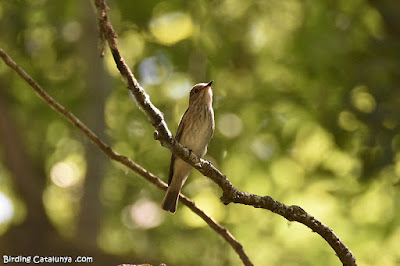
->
[[1, 0, 400, 265]]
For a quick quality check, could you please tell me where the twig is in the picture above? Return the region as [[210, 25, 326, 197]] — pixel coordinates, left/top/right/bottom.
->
[[92, 0, 357, 265], [0, 48, 252, 266]]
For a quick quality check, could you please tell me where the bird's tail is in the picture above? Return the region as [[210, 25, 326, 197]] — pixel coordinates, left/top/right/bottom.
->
[[161, 187, 180, 214]]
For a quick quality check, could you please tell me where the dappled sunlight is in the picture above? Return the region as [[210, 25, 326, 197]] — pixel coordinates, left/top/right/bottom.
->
[[182, 189, 225, 227], [227, 207, 283, 265], [292, 124, 334, 171], [394, 153, 400, 177], [386, 227, 400, 260], [100, 173, 129, 206], [248, 0, 303, 56], [216, 0, 251, 21], [272, 101, 311, 138], [215, 69, 255, 97], [48, 152, 86, 189], [0, 192, 13, 224], [277, 222, 338, 265], [242, 171, 273, 196], [353, 221, 399, 266], [292, 180, 338, 219], [251, 241, 282, 266], [50, 161, 81, 188], [46, 121, 70, 146], [150, 12, 193, 45], [255, 60, 294, 89], [112, 141, 136, 159], [44, 137, 86, 237], [1, 0, 399, 265], [42, 185, 79, 238], [105, 92, 136, 130], [118, 30, 145, 68], [240, 103, 267, 131], [323, 150, 361, 178], [0, 167, 27, 233], [121, 199, 164, 229], [250, 136, 276, 161], [362, 5, 385, 40], [217, 113, 243, 138], [24, 26, 55, 59], [248, 22, 268, 53], [383, 117, 398, 130], [270, 157, 304, 191], [62, 21, 82, 43], [223, 155, 253, 185], [392, 136, 400, 153], [351, 85, 376, 113], [350, 181, 395, 225], [275, 221, 318, 254], [338, 111, 362, 132], [164, 73, 193, 100], [138, 55, 171, 85], [127, 120, 147, 137], [97, 225, 133, 255]]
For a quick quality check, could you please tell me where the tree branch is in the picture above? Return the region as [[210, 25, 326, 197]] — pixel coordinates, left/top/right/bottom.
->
[[92, 1, 357, 265], [0, 48, 252, 266]]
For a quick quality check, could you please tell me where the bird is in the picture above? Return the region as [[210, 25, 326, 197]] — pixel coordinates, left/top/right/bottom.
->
[[161, 81, 215, 213]]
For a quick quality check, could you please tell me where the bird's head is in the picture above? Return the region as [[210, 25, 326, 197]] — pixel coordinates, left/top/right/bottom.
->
[[189, 80, 213, 106]]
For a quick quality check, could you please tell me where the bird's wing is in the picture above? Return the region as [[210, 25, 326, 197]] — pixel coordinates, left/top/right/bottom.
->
[[168, 108, 189, 185]]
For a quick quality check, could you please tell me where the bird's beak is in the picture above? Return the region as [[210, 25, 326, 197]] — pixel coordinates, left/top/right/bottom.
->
[[206, 80, 213, 87]]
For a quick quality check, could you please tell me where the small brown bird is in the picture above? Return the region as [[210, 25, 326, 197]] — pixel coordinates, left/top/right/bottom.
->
[[161, 81, 215, 213]]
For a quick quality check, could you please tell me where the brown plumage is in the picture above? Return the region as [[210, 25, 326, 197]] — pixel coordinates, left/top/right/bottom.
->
[[161, 81, 215, 213]]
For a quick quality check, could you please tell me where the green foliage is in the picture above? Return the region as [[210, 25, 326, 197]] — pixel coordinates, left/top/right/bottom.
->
[[1, 0, 400, 265]]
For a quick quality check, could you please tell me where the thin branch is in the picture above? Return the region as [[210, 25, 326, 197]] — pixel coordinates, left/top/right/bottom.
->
[[0, 48, 252, 266], [92, 1, 357, 265]]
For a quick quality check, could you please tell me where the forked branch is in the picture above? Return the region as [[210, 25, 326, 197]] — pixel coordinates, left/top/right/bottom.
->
[[92, 1, 357, 265], [0, 0, 358, 264], [0, 49, 252, 266]]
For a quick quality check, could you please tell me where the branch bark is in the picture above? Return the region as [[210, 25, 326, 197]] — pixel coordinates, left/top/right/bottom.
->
[[92, 1, 358, 265], [0, 48, 252, 266]]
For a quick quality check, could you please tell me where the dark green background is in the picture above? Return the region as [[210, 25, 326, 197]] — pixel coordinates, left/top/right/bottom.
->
[[0, 0, 399, 265]]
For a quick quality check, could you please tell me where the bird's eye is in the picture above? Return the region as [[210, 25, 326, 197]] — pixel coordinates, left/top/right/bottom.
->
[[194, 88, 199, 93]]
